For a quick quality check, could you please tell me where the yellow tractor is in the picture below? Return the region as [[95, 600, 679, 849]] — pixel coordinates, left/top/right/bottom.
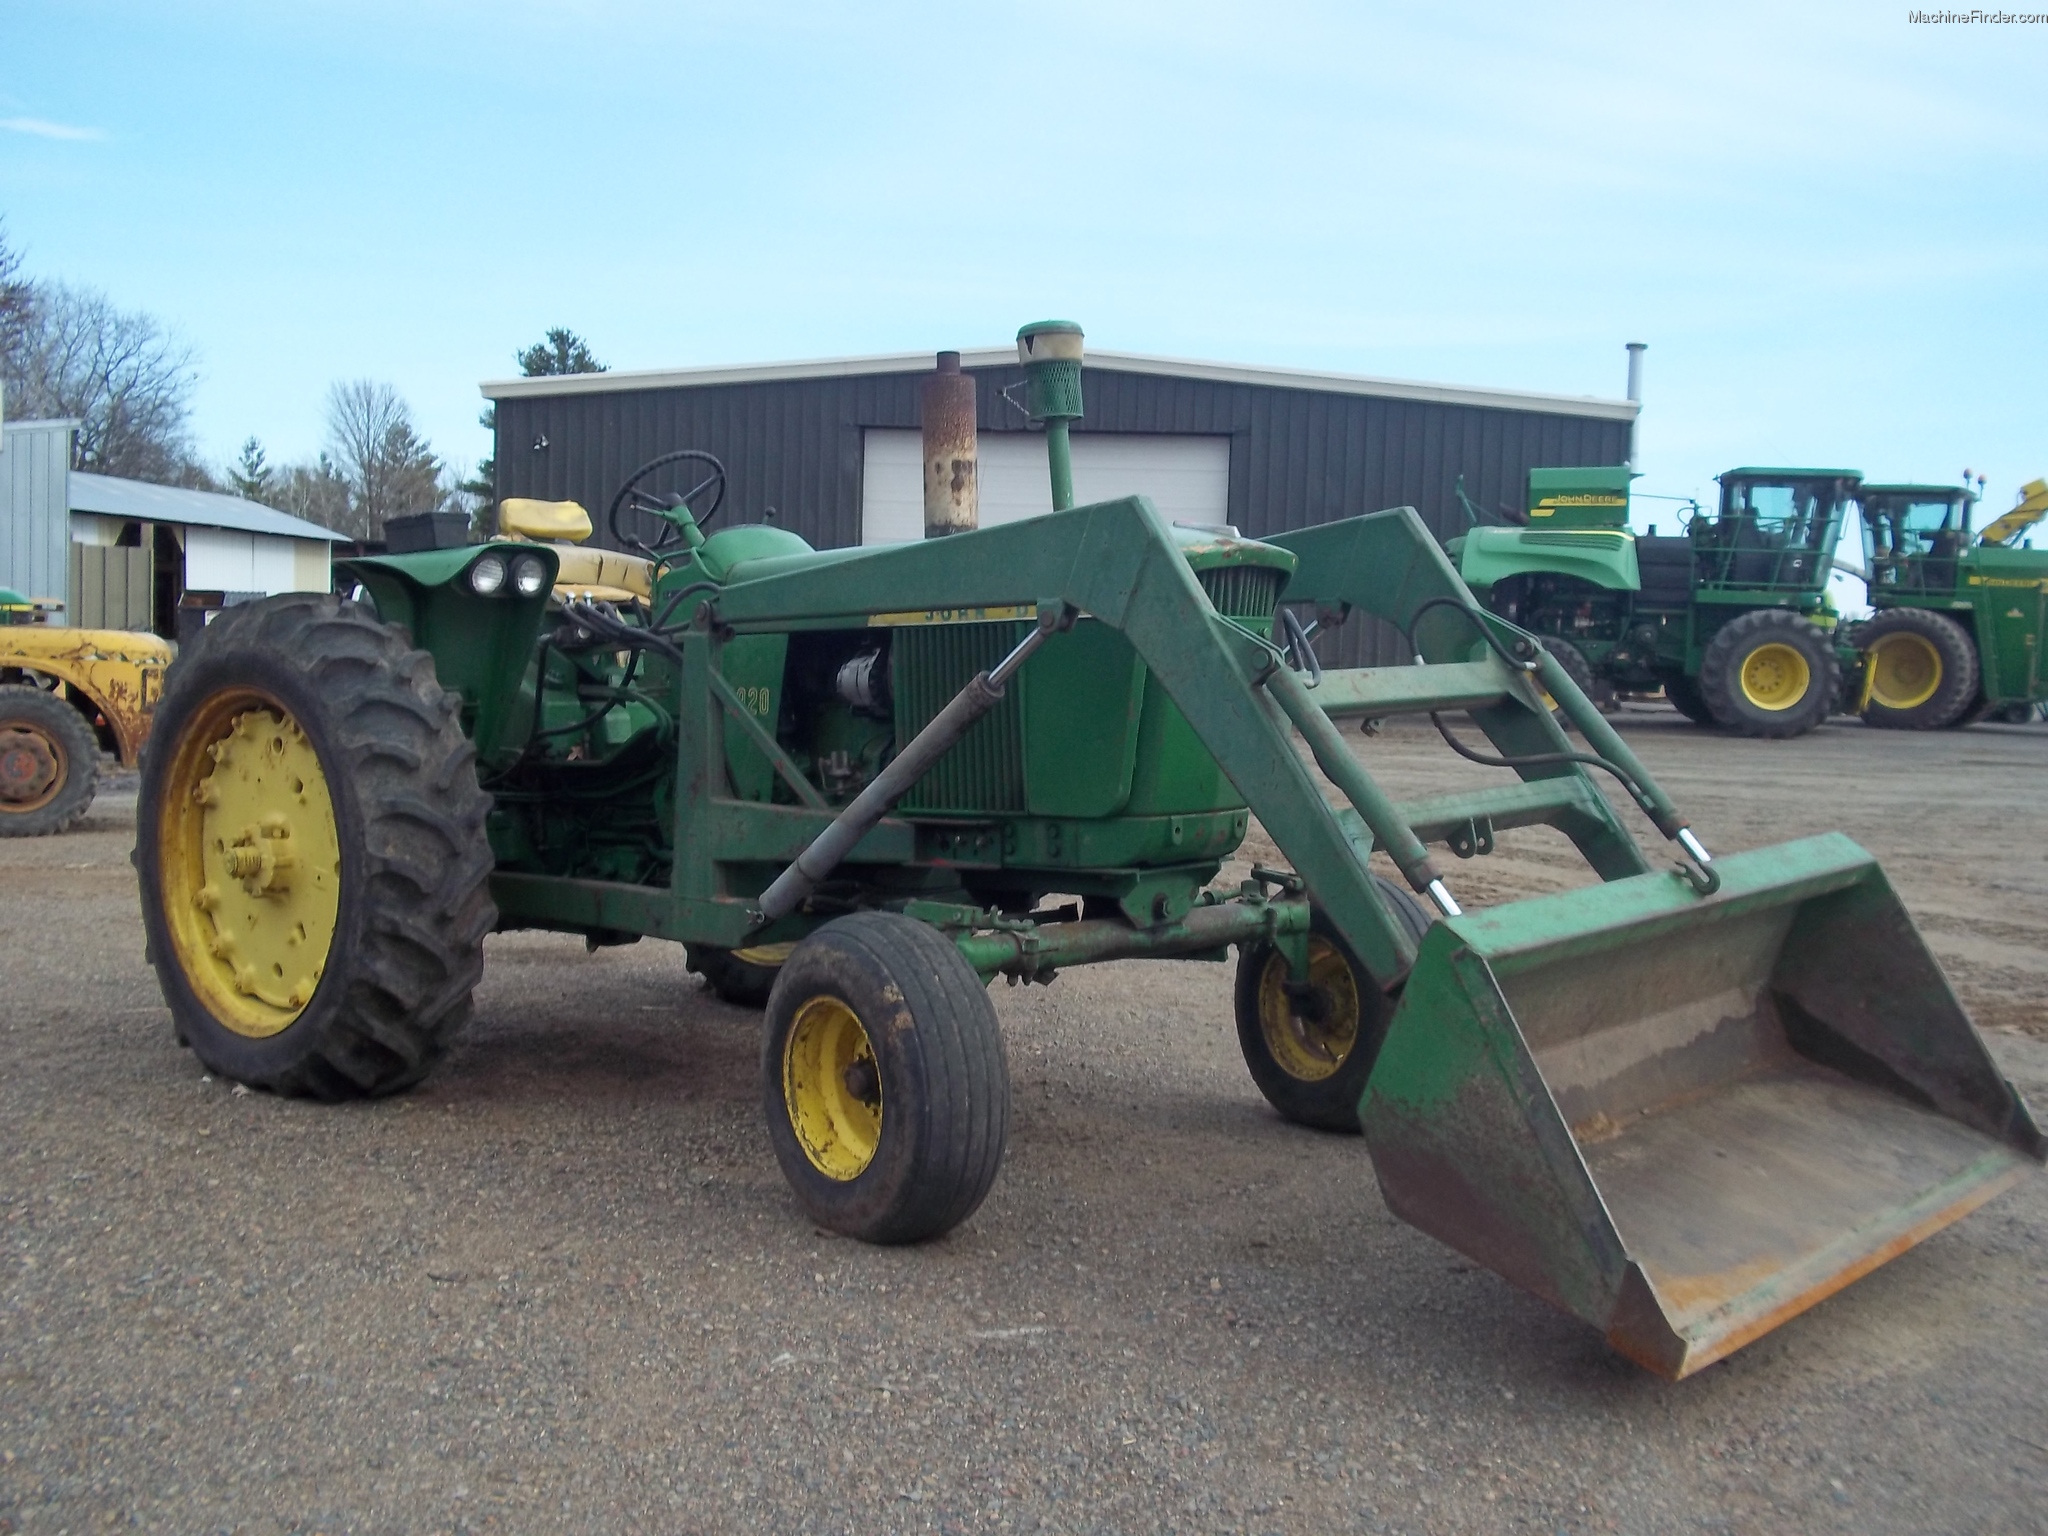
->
[[0, 589, 173, 835]]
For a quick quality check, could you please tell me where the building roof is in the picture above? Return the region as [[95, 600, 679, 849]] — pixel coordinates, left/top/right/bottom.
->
[[69, 471, 345, 542], [481, 346, 1640, 423]]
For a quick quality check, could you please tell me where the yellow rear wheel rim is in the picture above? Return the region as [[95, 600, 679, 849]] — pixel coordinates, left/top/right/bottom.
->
[[1738, 642, 1811, 711], [159, 691, 342, 1038], [1256, 938, 1360, 1082], [783, 996, 882, 1180], [1867, 632, 1942, 711]]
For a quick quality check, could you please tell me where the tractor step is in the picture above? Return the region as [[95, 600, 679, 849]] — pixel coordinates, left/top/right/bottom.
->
[[1308, 661, 1520, 719], [1394, 778, 1612, 851]]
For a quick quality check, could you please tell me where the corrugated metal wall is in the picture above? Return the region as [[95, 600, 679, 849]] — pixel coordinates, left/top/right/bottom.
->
[[0, 420, 75, 619], [493, 368, 1630, 665]]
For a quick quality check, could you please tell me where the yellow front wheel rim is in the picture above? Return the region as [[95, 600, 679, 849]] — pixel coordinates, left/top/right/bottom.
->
[[1738, 642, 1811, 711], [1256, 938, 1360, 1082], [783, 996, 882, 1180], [159, 691, 342, 1038], [1867, 633, 1942, 711]]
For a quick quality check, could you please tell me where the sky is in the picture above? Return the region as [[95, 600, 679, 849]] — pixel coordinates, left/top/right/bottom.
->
[[3, 1, 2044, 541]]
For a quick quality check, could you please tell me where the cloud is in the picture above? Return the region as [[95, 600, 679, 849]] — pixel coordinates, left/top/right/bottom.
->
[[0, 117, 106, 142]]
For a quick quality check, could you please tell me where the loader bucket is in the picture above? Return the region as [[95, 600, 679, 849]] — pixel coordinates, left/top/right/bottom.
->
[[1360, 833, 2044, 1379]]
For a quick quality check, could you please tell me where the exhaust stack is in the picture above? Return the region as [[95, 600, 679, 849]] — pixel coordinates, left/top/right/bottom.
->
[[921, 351, 978, 538], [1624, 342, 1646, 469]]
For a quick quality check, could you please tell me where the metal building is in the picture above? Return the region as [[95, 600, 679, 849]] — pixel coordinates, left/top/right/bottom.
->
[[0, 419, 77, 606], [0, 417, 341, 635], [484, 346, 1636, 663]]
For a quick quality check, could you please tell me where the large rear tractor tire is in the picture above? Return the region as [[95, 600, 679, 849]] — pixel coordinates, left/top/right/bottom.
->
[[1660, 672, 1716, 727], [0, 684, 99, 836], [1698, 610, 1838, 738], [1233, 875, 1433, 1133], [135, 594, 496, 1099], [763, 913, 1009, 1243], [1858, 608, 1981, 730]]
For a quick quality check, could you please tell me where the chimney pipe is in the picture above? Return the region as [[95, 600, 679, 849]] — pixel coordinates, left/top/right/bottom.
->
[[921, 351, 978, 537], [1624, 342, 1646, 469]]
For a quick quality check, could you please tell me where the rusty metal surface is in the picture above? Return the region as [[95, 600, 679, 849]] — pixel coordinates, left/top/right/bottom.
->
[[920, 352, 978, 538], [0, 626, 173, 765], [1361, 841, 2045, 1379]]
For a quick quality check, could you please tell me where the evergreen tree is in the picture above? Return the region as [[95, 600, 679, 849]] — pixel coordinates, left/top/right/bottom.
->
[[468, 328, 608, 535], [229, 436, 274, 501]]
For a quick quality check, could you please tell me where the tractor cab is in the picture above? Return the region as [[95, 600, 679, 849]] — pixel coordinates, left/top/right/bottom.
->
[[1859, 483, 1976, 597], [1697, 468, 1860, 595]]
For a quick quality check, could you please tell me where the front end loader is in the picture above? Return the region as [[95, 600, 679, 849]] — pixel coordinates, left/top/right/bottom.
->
[[132, 322, 2040, 1379]]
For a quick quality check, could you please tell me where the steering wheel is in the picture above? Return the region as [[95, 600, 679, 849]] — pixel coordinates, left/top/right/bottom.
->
[[606, 449, 728, 557]]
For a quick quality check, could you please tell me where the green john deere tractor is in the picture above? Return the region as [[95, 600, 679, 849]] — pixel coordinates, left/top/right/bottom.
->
[[1449, 465, 1860, 737], [1852, 478, 2048, 728], [133, 321, 2040, 1379]]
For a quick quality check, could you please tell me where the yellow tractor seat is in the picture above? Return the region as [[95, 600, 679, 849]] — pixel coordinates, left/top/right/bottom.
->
[[495, 499, 654, 603], [499, 498, 594, 544], [549, 546, 654, 604]]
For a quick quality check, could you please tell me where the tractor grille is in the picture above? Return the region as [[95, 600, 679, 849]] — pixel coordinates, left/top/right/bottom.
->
[[1198, 564, 1285, 621], [893, 623, 1028, 813]]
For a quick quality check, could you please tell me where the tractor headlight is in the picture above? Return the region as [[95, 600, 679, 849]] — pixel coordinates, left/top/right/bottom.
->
[[511, 554, 549, 597], [469, 554, 508, 596]]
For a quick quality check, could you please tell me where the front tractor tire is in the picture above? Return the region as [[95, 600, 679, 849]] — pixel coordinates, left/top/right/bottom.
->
[[135, 594, 496, 1099], [0, 684, 99, 836], [1858, 608, 1982, 730], [763, 913, 1009, 1244], [1233, 875, 1432, 1133], [1698, 610, 1839, 738]]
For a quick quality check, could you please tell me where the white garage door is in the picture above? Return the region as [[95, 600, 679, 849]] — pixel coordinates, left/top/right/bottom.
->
[[861, 430, 1230, 545]]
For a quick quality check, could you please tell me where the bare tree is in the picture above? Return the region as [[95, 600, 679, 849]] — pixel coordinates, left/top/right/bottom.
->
[[324, 380, 444, 539], [0, 219, 31, 378], [2, 279, 202, 482], [268, 454, 352, 531]]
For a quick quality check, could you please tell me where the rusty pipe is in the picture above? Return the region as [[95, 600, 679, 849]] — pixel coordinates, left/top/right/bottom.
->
[[921, 351, 977, 538]]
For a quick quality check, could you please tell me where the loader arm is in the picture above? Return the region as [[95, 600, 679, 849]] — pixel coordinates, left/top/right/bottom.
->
[[714, 495, 1447, 981], [716, 492, 2042, 1380]]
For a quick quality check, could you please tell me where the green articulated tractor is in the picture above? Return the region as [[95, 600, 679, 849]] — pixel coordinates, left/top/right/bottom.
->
[[133, 322, 2041, 1379], [1449, 465, 1859, 737], [1852, 477, 2048, 728]]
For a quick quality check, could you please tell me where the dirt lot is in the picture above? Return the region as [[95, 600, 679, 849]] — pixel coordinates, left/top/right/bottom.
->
[[2, 708, 2045, 1535]]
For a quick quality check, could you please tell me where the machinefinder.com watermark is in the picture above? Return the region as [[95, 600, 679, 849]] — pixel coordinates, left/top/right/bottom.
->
[[1908, 8, 2048, 19]]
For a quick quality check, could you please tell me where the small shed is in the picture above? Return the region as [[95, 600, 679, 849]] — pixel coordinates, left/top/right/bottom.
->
[[0, 419, 342, 637], [68, 471, 342, 637]]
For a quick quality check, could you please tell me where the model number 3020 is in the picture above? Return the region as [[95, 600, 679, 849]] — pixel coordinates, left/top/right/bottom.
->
[[733, 685, 773, 717]]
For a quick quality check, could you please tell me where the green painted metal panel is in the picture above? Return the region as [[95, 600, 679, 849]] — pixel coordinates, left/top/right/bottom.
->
[[1019, 619, 1144, 817], [1361, 835, 2043, 1378], [1458, 525, 1641, 593], [339, 543, 557, 765], [1525, 465, 1633, 528], [1961, 547, 2048, 703], [718, 633, 788, 802]]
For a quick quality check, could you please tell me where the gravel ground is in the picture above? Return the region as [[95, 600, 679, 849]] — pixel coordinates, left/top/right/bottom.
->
[[2, 711, 2045, 1535]]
